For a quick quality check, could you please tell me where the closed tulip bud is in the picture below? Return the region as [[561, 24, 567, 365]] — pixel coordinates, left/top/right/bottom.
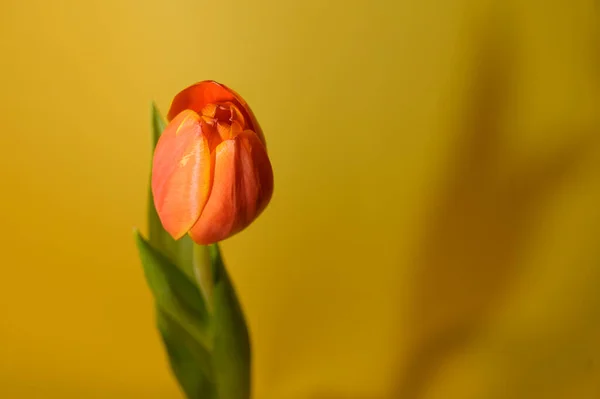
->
[[152, 81, 273, 245]]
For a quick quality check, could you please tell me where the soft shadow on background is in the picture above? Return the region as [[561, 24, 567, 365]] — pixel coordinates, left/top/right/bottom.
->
[[0, 0, 598, 398], [395, 4, 600, 399]]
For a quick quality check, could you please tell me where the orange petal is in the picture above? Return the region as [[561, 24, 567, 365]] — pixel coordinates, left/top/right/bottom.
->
[[238, 104, 267, 148], [216, 120, 243, 141], [220, 86, 267, 147], [188, 131, 274, 245], [167, 81, 268, 148], [151, 110, 214, 239], [200, 103, 217, 118], [167, 81, 237, 121], [216, 122, 231, 140], [188, 139, 239, 244], [228, 102, 246, 127], [238, 130, 273, 219]]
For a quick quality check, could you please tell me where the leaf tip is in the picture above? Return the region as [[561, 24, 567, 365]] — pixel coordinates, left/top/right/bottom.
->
[[133, 227, 149, 248]]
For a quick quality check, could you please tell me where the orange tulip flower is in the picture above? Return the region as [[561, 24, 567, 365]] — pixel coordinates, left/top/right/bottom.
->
[[152, 81, 273, 245]]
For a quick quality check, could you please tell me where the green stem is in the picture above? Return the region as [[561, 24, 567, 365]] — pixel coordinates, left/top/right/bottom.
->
[[193, 244, 213, 313]]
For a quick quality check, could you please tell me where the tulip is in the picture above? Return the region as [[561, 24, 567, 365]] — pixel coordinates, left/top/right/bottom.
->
[[152, 80, 273, 245]]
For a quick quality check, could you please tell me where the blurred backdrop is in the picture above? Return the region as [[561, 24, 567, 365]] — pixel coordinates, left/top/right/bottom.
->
[[1, 0, 599, 398]]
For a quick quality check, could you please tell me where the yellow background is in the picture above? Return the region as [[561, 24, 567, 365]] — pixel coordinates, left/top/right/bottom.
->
[[1, 0, 599, 398]]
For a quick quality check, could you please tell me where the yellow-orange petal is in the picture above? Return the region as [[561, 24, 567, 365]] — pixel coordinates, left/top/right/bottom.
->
[[200, 103, 217, 118], [151, 110, 214, 239], [188, 139, 239, 244], [188, 130, 274, 245]]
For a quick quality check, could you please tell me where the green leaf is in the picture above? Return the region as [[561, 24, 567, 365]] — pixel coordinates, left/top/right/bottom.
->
[[135, 230, 216, 398], [210, 244, 252, 399], [147, 102, 165, 245], [147, 103, 195, 281], [135, 233, 251, 399], [134, 230, 211, 349], [151, 101, 167, 147], [157, 307, 217, 399]]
